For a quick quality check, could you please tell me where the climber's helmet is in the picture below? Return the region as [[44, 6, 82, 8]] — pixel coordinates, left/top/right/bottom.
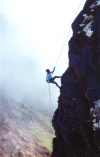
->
[[46, 69, 50, 73]]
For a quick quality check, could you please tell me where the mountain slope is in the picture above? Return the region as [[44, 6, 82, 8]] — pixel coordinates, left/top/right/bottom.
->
[[0, 91, 51, 156], [0, 123, 50, 157]]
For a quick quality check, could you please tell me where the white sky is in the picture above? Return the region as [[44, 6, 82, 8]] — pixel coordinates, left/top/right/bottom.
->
[[0, 0, 86, 110]]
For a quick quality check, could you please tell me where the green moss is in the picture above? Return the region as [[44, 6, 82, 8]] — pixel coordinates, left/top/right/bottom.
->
[[32, 125, 54, 152], [35, 111, 55, 134]]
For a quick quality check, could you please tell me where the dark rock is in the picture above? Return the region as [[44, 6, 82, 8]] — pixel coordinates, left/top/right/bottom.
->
[[51, 0, 100, 156]]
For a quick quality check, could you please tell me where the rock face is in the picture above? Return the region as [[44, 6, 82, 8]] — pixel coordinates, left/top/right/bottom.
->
[[52, 0, 100, 157]]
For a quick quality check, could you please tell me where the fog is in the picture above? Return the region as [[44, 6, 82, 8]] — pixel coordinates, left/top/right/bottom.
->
[[0, 14, 61, 110], [0, 0, 86, 110]]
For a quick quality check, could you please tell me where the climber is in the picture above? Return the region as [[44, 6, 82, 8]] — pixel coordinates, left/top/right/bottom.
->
[[46, 67, 61, 89]]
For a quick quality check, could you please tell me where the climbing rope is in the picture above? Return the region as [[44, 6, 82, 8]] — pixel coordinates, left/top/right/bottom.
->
[[54, 28, 71, 68], [47, 0, 85, 143], [48, 83, 53, 133], [48, 83, 54, 145], [54, 0, 84, 68]]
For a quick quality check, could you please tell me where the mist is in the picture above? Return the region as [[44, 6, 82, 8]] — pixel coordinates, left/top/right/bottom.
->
[[0, 13, 61, 111], [0, 0, 86, 111]]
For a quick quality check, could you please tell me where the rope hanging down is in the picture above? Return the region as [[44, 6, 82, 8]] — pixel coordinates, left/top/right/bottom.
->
[[48, 83, 53, 134], [54, 0, 84, 68], [47, 0, 85, 144]]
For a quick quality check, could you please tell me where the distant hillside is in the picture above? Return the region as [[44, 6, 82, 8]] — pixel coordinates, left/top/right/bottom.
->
[[0, 122, 50, 157], [0, 91, 53, 156]]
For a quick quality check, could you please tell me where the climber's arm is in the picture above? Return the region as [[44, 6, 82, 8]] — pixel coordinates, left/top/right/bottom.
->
[[51, 67, 55, 73]]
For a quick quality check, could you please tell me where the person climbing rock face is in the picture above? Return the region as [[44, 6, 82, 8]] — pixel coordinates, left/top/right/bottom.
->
[[46, 67, 61, 89]]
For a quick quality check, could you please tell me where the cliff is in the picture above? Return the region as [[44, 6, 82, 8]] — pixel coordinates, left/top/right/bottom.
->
[[52, 0, 100, 157]]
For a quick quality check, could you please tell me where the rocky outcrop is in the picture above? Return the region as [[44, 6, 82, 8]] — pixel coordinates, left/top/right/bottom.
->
[[52, 0, 100, 157]]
